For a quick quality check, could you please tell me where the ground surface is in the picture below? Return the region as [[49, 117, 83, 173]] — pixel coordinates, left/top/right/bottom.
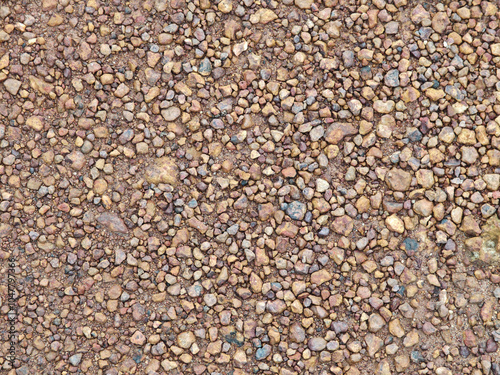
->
[[1, 0, 500, 374]]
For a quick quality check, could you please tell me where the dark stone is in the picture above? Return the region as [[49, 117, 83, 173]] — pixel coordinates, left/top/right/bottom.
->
[[459, 346, 470, 358], [408, 129, 423, 142], [255, 344, 272, 360]]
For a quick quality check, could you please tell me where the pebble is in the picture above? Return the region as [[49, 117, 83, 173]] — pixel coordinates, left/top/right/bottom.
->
[[286, 201, 306, 220], [3, 78, 22, 95], [308, 337, 327, 351]]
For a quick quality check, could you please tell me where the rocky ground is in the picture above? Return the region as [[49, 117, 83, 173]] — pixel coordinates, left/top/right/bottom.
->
[[1, 0, 500, 374]]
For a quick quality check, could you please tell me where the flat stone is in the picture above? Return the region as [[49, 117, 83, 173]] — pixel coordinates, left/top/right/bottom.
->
[[403, 330, 419, 347], [401, 86, 420, 102], [276, 222, 299, 237], [29, 75, 54, 95], [0, 223, 12, 238], [365, 334, 384, 357], [47, 14, 64, 26], [267, 299, 286, 314], [42, 0, 58, 11], [385, 21, 399, 34], [114, 83, 130, 98], [436, 368, 452, 375], [254, 8, 278, 24], [461, 146, 478, 164], [310, 125, 325, 142], [460, 216, 481, 236], [425, 88, 445, 101], [258, 203, 276, 221]]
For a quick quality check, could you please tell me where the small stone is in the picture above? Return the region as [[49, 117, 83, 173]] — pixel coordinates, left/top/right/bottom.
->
[[66, 151, 86, 170], [403, 330, 419, 347], [3, 79, 21, 95], [365, 334, 384, 357], [386, 214, 405, 234], [255, 344, 272, 360], [432, 12, 450, 33], [384, 69, 400, 87], [460, 216, 481, 236], [463, 330, 477, 348], [386, 168, 412, 191], [332, 216, 354, 236], [289, 323, 306, 343], [114, 83, 130, 98], [325, 123, 358, 144], [26, 116, 44, 131], [97, 213, 128, 234], [492, 44, 500, 56], [218, 0, 232, 13], [368, 314, 385, 332], [177, 331, 196, 349], [436, 368, 452, 375], [425, 88, 445, 101], [0, 53, 9, 70], [286, 201, 307, 220], [145, 157, 179, 185], [254, 8, 277, 24], [308, 337, 327, 351], [389, 319, 405, 338], [310, 125, 325, 142], [294, 0, 313, 9], [461, 146, 479, 164], [161, 106, 181, 121], [42, 0, 58, 10], [130, 330, 146, 345], [373, 100, 395, 113], [311, 269, 332, 286], [401, 87, 421, 102], [47, 14, 64, 26], [316, 178, 329, 192], [68, 354, 82, 366]]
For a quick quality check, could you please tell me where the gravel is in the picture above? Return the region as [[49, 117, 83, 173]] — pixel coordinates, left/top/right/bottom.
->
[[1, 0, 500, 374]]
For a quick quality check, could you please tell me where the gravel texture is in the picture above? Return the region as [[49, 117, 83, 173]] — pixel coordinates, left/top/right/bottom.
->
[[1, 0, 500, 374]]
